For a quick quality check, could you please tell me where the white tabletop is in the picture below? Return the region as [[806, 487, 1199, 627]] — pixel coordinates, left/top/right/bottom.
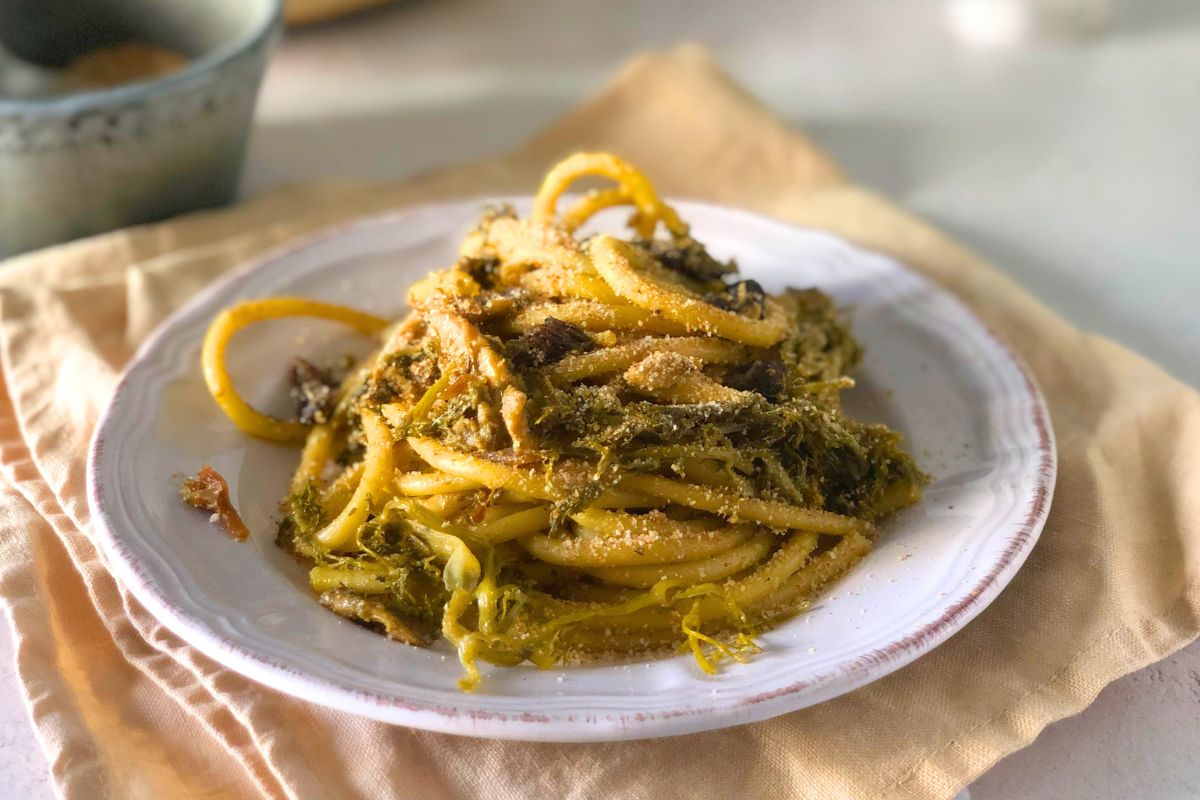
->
[[3, 1, 1198, 797]]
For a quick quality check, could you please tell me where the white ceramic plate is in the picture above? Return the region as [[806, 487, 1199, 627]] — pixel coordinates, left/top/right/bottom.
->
[[88, 199, 1055, 741]]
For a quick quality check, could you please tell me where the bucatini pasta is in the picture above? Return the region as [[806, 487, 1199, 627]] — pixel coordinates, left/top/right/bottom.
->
[[193, 152, 925, 690]]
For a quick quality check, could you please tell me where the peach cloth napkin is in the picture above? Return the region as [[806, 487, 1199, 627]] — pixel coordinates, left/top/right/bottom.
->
[[0, 46, 1197, 800]]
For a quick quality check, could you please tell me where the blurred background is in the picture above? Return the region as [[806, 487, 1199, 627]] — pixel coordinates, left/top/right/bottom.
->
[[2, 1, 1198, 798]]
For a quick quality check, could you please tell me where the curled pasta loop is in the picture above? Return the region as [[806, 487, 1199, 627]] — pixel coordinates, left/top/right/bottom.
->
[[532, 152, 688, 237], [202, 297, 388, 443], [561, 187, 656, 237]]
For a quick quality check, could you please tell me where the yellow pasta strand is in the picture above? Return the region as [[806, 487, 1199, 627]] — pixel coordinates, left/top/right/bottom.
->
[[618, 473, 872, 536], [560, 187, 657, 237], [517, 265, 621, 304], [408, 437, 633, 508], [319, 461, 364, 517], [315, 410, 394, 550], [395, 471, 482, 496], [532, 152, 688, 237], [472, 506, 552, 543], [290, 423, 335, 494], [753, 531, 872, 615], [623, 352, 751, 404], [546, 336, 745, 383], [202, 297, 388, 443], [523, 513, 753, 568], [590, 236, 790, 348], [511, 300, 690, 337], [585, 531, 776, 588]]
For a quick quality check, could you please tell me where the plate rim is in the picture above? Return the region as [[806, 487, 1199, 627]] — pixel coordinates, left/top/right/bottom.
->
[[86, 197, 1057, 741]]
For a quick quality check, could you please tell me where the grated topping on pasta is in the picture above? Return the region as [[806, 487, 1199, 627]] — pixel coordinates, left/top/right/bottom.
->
[[197, 152, 925, 689]]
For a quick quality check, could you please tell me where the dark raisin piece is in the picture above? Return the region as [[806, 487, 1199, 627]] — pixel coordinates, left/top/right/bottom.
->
[[289, 358, 337, 425], [724, 359, 786, 400], [704, 280, 766, 319], [641, 237, 735, 283], [509, 318, 594, 368]]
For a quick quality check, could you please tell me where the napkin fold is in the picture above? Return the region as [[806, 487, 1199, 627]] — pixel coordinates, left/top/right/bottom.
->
[[0, 45, 1197, 800]]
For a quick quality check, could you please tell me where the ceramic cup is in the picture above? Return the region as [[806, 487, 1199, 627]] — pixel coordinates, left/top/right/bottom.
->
[[0, 0, 282, 258]]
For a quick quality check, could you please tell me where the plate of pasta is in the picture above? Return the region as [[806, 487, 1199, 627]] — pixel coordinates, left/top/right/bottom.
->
[[88, 153, 1055, 740]]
